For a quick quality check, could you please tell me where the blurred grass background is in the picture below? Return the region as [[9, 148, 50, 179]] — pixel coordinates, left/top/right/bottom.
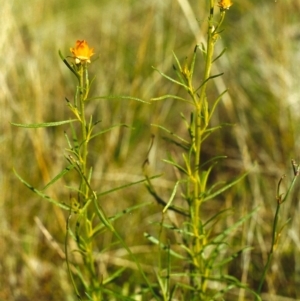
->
[[2, 0, 300, 300]]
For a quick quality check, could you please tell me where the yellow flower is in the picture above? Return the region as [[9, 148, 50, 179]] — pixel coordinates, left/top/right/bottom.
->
[[70, 40, 95, 64], [218, 0, 233, 10]]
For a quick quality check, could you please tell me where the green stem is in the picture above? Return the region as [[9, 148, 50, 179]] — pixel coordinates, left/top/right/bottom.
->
[[257, 203, 280, 295], [190, 7, 228, 297], [78, 63, 89, 200], [257, 164, 300, 297], [192, 1, 216, 270], [77, 63, 101, 300]]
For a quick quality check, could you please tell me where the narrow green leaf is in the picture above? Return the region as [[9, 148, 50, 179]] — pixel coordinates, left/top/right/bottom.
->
[[162, 159, 188, 175], [102, 267, 126, 285], [151, 94, 193, 104], [87, 95, 150, 104], [189, 44, 199, 78], [42, 164, 75, 191], [144, 232, 185, 259], [90, 124, 130, 140], [209, 89, 228, 122], [84, 293, 93, 301], [162, 180, 182, 213], [203, 171, 249, 202], [214, 246, 252, 268], [155, 268, 168, 298], [212, 207, 259, 243], [145, 176, 189, 217], [96, 175, 161, 197], [199, 164, 216, 192], [152, 67, 189, 89], [92, 201, 153, 239], [211, 275, 262, 300], [58, 50, 79, 80], [172, 51, 183, 72], [201, 125, 223, 143], [200, 155, 227, 169], [151, 124, 189, 145], [11, 119, 78, 128], [203, 207, 232, 228], [171, 54, 188, 86], [155, 223, 195, 237], [212, 47, 227, 63], [13, 169, 70, 210], [70, 121, 80, 153], [109, 201, 152, 222], [195, 72, 224, 93], [64, 131, 72, 150]]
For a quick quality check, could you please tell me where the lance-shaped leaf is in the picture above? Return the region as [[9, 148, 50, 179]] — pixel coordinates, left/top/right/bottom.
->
[[152, 66, 189, 89], [151, 94, 193, 105], [203, 171, 249, 202], [87, 95, 150, 104], [42, 164, 76, 191], [13, 169, 70, 210], [11, 119, 78, 128], [58, 50, 79, 80], [144, 232, 185, 259]]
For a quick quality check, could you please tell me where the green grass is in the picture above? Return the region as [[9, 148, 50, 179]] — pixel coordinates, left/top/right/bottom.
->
[[2, 0, 300, 300]]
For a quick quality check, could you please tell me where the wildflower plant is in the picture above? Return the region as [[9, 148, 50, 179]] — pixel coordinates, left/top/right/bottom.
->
[[144, 0, 260, 299], [256, 159, 300, 298], [12, 40, 157, 300]]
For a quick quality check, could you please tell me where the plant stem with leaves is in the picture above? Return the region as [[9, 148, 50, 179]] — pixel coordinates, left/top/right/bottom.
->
[[189, 5, 228, 296], [146, 1, 257, 299], [257, 160, 300, 297]]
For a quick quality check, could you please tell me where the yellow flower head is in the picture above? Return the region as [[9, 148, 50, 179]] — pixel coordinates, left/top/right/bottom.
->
[[218, 0, 233, 10], [70, 40, 95, 64]]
